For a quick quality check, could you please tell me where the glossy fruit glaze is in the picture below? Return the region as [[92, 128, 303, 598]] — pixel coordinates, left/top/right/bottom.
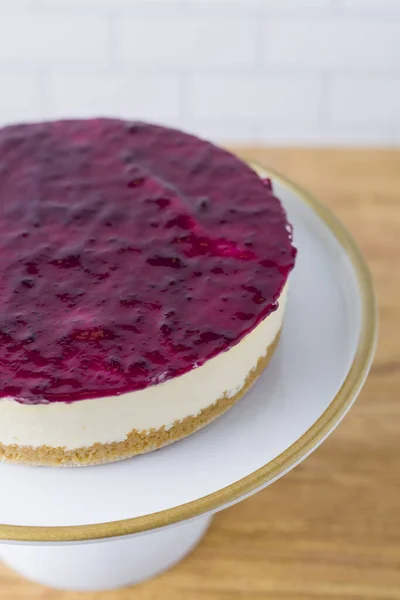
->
[[0, 119, 296, 404]]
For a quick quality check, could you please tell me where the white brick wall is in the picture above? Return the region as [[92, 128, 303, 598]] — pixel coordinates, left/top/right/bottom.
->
[[330, 77, 400, 123], [189, 75, 321, 122], [0, 0, 399, 145], [0, 15, 110, 64], [48, 73, 182, 123], [267, 19, 400, 69], [117, 16, 257, 67], [0, 73, 43, 126]]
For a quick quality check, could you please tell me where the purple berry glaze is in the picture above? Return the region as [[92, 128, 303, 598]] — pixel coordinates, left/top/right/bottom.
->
[[0, 119, 296, 404]]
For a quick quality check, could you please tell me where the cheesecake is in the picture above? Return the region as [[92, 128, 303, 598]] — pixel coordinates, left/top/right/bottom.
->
[[0, 119, 296, 466]]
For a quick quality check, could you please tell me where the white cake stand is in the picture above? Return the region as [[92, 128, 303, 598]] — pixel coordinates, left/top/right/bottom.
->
[[0, 166, 376, 592]]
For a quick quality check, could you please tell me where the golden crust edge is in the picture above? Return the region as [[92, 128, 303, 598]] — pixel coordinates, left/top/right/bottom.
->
[[0, 329, 281, 467]]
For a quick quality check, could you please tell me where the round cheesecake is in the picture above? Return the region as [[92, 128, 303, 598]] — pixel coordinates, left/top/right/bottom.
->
[[0, 119, 296, 466]]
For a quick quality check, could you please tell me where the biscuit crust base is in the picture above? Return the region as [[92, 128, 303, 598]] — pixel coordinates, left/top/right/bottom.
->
[[0, 331, 281, 467]]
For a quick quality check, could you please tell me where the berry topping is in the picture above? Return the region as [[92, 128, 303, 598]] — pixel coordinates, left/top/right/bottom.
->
[[0, 119, 296, 403]]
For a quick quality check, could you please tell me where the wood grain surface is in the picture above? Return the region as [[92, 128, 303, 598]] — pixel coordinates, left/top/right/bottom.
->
[[1, 149, 399, 600]]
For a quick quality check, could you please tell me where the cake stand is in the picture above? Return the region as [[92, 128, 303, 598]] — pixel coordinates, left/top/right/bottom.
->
[[0, 165, 377, 592]]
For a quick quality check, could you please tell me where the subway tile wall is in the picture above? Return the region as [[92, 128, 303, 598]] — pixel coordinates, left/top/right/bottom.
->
[[0, 0, 399, 145]]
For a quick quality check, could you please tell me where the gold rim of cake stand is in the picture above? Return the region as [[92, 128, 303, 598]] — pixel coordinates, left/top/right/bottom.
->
[[0, 164, 377, 542]]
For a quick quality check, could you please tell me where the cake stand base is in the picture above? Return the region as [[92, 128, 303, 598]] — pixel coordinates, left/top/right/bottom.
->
[[1, 515, 212, 592]]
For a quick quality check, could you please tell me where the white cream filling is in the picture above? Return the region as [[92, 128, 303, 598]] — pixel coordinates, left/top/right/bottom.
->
[[0, 286, 288, 450]]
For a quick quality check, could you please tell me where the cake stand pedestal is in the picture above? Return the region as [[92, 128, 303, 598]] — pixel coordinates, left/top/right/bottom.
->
[[1, 516, 213, 591], [0, 168, 376, 592]]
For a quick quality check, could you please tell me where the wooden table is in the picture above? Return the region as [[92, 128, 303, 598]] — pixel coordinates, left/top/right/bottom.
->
[[2, 149, 399, 600]]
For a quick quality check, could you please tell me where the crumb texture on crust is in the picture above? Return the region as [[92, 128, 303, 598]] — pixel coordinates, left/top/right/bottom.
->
[[0, 331, 281, 467]]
